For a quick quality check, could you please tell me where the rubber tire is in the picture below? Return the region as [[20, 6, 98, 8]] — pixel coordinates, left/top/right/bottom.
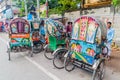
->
[[7, 48, 11, 61], [44, 46, 53, 60], [53, 49, 68, 69], [92, 60, 105, 80], [64, 55, 75, 72]]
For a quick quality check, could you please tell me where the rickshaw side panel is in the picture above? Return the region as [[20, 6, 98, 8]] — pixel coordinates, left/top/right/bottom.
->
[[49, 36, 66, 51]]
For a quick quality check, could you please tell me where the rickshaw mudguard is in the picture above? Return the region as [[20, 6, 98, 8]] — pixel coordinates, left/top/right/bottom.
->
[[92, 58, 105, 70]]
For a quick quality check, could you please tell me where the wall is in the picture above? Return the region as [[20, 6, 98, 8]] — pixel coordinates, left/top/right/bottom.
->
[[50, 7, 120, 45]]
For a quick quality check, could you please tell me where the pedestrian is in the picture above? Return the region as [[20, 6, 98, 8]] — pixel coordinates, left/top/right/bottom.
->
[[1, 23, 4, 32], [40, 20, 46, 43], [4, 23, 8, 33], [106, 22, 115, 60], [40, 20, 45, 36], [66, 22, 72, 38]]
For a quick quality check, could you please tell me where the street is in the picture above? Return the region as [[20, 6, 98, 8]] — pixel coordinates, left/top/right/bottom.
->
[[0, 33, 120, 80]]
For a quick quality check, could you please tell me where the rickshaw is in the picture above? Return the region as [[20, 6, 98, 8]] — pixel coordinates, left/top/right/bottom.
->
[[7, 18, 32, 60], [64, 16, 107, 80], [44, 18, 68, 65], [30, 19, 45, 55]]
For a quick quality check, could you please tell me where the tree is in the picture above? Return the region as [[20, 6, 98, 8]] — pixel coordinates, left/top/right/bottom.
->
[[112, 0, 120, 7], [112, 0, 120, 25], [50, 0, 81, 14]]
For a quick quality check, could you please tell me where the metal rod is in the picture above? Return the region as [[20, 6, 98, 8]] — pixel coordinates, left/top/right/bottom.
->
[[46, 0, 48, 18], [37, 0, 40, 19], [24, 0, 28, 18]]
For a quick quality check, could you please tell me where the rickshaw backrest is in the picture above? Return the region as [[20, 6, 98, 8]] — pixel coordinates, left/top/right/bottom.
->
[[70, 16, 107, 64], [9, 18, 30, 38]]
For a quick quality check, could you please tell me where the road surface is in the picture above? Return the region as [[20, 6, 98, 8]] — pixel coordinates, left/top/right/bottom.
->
[[0, 33, 120, 80]]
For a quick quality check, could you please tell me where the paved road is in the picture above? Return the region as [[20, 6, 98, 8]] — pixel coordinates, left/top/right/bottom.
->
[[0, 33, 120, 80]]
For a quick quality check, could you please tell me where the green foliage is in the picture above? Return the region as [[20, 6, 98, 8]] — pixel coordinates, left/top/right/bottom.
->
[[41, 10, 46, 18], [19, 1, 25, 17], [13, 0, 81, 16], [51, 0, 81, 14], [112, 0, 120, 7]]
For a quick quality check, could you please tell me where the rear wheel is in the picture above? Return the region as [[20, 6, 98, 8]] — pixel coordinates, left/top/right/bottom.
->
[[64, 55, 75, 72], [92, 60, 105, 80], [44, 45, 53, 60], [30, 47, 34, 57], [53, 49, 68, 69], [7, 48, 11, 61]]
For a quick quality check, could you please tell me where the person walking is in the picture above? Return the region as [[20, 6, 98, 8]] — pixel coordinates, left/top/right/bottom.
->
[[40, 20, 46, 43], [66, 22, 72, 38], [106, 22, 115, 60]]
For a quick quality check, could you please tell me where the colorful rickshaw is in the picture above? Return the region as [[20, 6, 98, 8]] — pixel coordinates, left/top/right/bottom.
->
[[44, 18, 68, 64], [30, 19, 45, 55], [7, 18, 32, 60], [64, 16, 107, 80]]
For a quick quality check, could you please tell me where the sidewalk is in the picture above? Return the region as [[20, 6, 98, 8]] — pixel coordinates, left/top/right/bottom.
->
[[106, 48, 120, 73]]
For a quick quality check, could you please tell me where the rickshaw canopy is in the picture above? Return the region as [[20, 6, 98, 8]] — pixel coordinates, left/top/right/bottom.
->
[[72, 16, 107, 44], [10, 18, 30, 34], [45, 18, 65, 36]]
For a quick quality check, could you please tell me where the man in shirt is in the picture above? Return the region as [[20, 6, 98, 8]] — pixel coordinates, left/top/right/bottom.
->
[[106, 22, 115, 60], [40, 20, 46, 43]]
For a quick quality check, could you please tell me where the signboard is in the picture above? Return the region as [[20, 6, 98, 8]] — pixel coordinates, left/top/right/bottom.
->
[[84, 0, 111, 8]]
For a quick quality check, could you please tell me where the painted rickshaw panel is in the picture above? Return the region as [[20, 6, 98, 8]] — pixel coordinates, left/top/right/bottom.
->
[[71, 16, 107, 65], [9, 18, 31, 49]]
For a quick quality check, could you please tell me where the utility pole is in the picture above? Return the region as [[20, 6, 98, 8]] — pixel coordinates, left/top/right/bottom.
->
[[24, 0, 28, 18], [46, 0, 48, 18], [37, 0, 40, 19]]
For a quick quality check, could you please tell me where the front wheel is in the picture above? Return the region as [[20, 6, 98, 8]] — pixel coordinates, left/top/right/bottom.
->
[[7, 48, 11, 61], [53, 49, 68, 69], [44, 45, 53, 60], [92, 60, 105, 80], [64, 55, 75, 72]]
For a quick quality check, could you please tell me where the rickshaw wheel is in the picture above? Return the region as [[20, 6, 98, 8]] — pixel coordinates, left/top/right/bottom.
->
[[34, 42, 44, 53], [92, 59, 105, 80], [30, 47, 34, 57], [53, 49, 68, 69], [44, 45, 53, 60], [64, 55, 75, 72], [7, 48, 11, 61]]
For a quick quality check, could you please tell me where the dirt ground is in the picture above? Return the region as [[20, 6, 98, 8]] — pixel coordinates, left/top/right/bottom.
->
[[106, 48, 120, 73]]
